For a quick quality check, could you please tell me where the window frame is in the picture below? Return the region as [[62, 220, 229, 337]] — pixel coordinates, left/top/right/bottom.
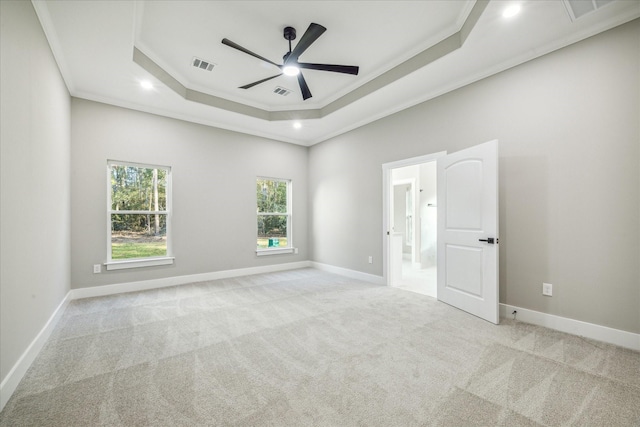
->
[[105, 160, 174, 270], [256, 177, 294, 256]]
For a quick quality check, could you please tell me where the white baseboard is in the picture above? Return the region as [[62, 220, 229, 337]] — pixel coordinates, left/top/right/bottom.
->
[[71, 261, 312, 300], [1, 261, 311, 411], [0, 291, 72, 412], [4, 267, 636, 414], [500, 304, 640, 351], [310, 261, 385, 285]]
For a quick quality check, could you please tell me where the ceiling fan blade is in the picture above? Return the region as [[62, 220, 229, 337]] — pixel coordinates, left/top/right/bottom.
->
[[297, 72, 312, 100], [239, 73, 283, 89], [289, 23, 326, 62], [222, 38, 281, 68], [298, 62, 359, 75]]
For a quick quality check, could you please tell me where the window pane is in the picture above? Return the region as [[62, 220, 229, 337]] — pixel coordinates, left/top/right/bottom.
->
[[257, 215, 288, 248], [111, 165, 167, 211], [111, 214, 167, 259], [256, 179, 287, 213]]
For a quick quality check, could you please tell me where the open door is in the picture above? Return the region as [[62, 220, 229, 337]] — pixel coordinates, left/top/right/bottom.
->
[[437, 140, 498, 324]]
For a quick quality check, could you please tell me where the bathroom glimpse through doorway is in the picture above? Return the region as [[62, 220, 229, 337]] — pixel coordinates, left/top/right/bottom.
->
[[382, 151, 445, 298]]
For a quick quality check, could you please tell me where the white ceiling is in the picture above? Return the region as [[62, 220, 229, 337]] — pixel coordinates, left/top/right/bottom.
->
[[33, 0, 639, 146]]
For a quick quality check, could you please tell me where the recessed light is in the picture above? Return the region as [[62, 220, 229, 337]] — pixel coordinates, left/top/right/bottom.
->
[[503, 4, 521, 18], [140, 80, 153, 90], [293, 122, 302, 129]]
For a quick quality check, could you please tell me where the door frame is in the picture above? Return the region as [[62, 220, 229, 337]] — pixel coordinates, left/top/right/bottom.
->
[[392, 178, 416, 262], [382, 151, 446, 286]]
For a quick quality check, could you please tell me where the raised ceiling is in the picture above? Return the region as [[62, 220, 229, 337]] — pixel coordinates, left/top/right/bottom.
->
[[32, 0, 639, 146]]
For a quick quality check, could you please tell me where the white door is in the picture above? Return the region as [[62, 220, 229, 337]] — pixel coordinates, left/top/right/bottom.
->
[[437, 140, 499, 324]]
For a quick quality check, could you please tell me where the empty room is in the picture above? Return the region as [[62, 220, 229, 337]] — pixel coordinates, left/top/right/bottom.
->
[[1, 0, 639, 425]]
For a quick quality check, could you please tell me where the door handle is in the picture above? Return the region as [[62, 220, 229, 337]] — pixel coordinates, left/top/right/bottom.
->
[[479, 237, 497, 244]]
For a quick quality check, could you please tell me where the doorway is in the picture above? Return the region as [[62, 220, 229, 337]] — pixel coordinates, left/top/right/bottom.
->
[[383, 141, 499, 324], [382, 152, 444, 298]]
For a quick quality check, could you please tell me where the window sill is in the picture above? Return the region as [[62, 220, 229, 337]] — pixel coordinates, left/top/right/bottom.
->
[[105, 256, 175, 271], [256, 248, 295, 257]]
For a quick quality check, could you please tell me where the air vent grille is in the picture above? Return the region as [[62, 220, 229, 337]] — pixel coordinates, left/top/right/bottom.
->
[[562, 0, 615, 21], [192, 57, 215, 71], [273, 86, 293, 97]]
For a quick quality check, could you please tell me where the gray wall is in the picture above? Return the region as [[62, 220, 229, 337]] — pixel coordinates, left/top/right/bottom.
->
[[71, 99, 308, 289], [0, 1, 71, 384], [2, 2, 637, 395], [309, 20, 640, 334]]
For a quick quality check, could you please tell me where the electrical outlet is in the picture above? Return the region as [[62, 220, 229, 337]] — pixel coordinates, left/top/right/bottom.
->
[[368, 256, 373, 264], [542, 282, 552, 296], [93, 264, 101, 274], [294, 247, 299, 254]]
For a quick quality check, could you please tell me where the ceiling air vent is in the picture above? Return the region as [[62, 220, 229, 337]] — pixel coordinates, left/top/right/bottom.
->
[[273, 86, 293, 97], [192, 57, 215, 71], [562, 0, 616, 21]]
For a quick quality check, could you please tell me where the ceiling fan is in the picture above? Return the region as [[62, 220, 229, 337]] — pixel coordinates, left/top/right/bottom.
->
[[221, 23, 359, 101]]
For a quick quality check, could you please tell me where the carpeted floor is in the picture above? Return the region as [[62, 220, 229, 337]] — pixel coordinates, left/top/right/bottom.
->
[[1, 268, 638, 426]]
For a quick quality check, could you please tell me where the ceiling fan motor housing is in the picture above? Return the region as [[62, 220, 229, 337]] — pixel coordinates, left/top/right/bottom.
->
[[283, 26, 296, 41]]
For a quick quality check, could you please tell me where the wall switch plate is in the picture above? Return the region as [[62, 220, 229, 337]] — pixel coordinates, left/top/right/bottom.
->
[[543, 282, 552, 296], [294, 248, 298, 254], [368, 256, 373, 264], [93, 264, 101, 274]]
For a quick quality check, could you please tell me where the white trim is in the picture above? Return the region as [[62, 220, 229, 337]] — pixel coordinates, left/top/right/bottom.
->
[[382, 152, 447, 171], [3, 267, 638, 414], [31, 1, 75, 93], [500, 304, 640, 351], [391, 177, 417, 264], [256, 248, 295, 256], [310, 261, 385, 285], [382, 152, 446, 287], [72, 261, 312, 299], [256, 177, 293, 252], [108, 210, 168, 215], [1, 262, 310, 410], [0, 291, 72, 412], [105, 256, 174, 270], [107, 161, 173, 263]]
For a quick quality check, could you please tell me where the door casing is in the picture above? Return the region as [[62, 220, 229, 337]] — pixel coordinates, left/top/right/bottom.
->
[[382, 152, 445, 286]]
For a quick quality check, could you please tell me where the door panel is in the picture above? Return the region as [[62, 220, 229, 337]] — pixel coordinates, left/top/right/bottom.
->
[[445, 245, 483, 297], [445, 160, 483, 230], [437, 140, 498, 324]]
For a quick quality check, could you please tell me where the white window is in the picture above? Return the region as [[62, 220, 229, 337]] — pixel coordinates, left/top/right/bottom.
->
[[256, 177, 293, 255], [106, 161, 173, 270]]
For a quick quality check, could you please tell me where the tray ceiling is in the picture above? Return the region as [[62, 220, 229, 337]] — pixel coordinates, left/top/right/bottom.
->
[[32, 0, 640, 145]]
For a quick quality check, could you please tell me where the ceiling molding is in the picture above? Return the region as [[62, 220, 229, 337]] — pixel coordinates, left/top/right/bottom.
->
[[32, 0, 640, 146], [31, 0, 75, 93], [132, 0, 489, 123]]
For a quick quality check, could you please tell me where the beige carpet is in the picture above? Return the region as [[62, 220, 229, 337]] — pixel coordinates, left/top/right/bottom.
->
[[1, 268, 639, 426]]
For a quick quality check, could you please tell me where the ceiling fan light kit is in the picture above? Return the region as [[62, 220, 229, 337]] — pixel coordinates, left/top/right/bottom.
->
[[282, 66, 300, 77], [222, 23, 359, 101]]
